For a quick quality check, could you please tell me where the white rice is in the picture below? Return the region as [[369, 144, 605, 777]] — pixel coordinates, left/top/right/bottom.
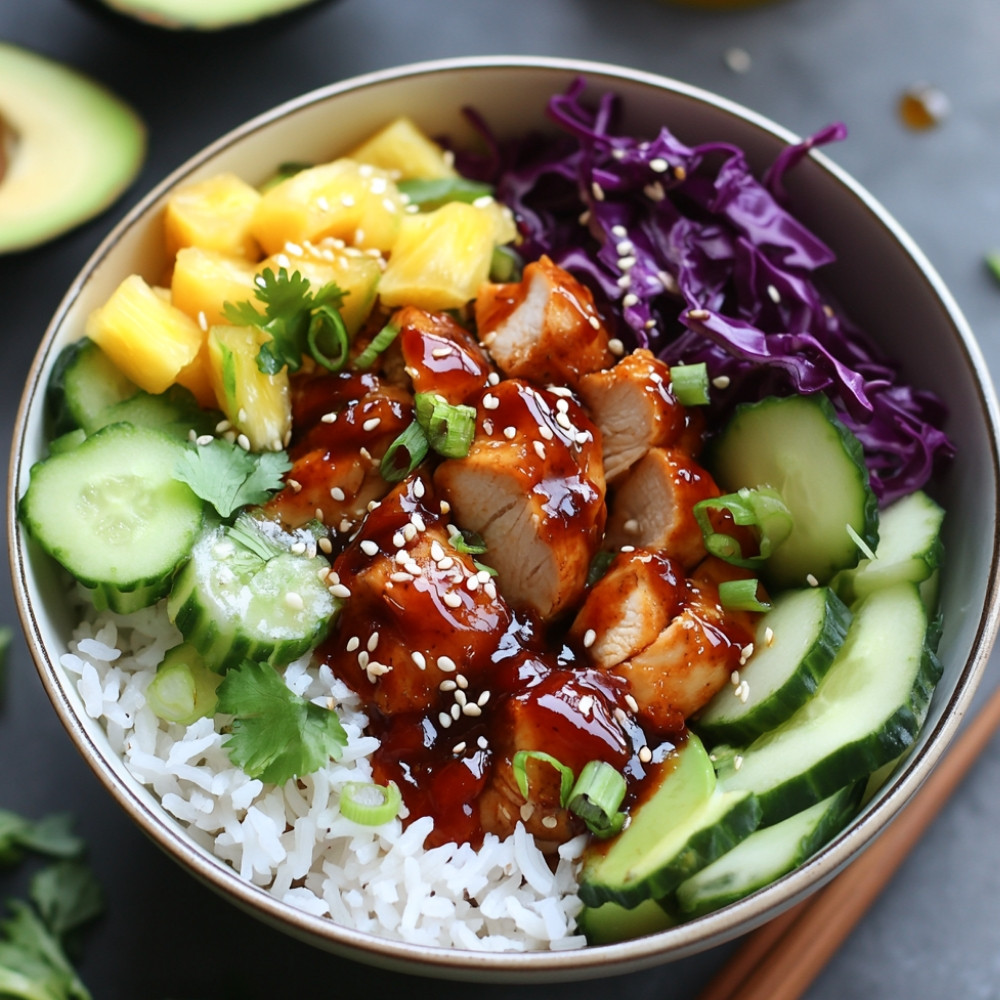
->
[[59, 597, 588, 951]]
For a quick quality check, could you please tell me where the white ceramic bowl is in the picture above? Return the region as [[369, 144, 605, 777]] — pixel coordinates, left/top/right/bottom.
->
[[9, 56, 1000, 982]]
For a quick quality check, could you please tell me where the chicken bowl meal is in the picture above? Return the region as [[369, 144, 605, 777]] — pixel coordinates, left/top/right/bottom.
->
[[9, 57, 1000, 980]]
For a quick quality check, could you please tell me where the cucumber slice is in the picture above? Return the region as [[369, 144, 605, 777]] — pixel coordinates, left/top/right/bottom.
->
[[18, 422, 204, 612], [694, 586, 851, 746], [88, 384, 221, 443], [715, 581, 941, 825], [709, 394, 878, 589], [673, 782, 864, 919], [46, 336, 138, 436], [167, 518, 340, 671], [576, 897, 675, 945], [831, 489, 944, 606], [578, 733, 761, 909]]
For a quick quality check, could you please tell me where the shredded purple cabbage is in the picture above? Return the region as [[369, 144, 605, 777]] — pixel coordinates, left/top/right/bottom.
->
[[457, 78, 954, 504]]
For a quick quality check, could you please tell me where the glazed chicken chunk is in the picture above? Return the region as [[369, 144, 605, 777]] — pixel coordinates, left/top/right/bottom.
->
[[576, 349, 687, 482], [434, 378, 606, 621], [475, 255, 616, 390]]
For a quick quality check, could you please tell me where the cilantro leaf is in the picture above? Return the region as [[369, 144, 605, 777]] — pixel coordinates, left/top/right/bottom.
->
[[175, 439, 291, 519], [0, 900, 91, 1000], [30, 862, 104, 942], [217, 660, 347, 785], [222, 266, 348, 375], [0, 812, 83, 869]]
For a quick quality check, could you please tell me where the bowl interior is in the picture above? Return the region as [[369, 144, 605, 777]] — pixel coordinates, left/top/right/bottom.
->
[[9, 56, 1000, 981]]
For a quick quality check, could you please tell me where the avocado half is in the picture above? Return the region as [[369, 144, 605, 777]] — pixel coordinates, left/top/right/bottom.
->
[[0, 44, 145, 255], [74, 0, 333, 31]]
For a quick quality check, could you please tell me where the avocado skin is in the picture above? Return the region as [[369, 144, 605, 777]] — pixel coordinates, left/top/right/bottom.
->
[[68, 0, 338, 37]]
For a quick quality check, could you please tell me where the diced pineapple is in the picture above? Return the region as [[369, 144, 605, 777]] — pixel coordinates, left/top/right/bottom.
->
[[171, 246, 261, 327], [85, 274, 205, 395], [259, 243, 381, 337], [164, 172, 262, 260], [206, 324, 291, 452], [347, 117, 458, 181], [251, 158, 406, 256], [378, 201, 497, 311], [175, 343, 217, 410]]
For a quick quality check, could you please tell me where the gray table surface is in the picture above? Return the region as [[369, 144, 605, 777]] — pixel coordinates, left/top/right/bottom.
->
[[2, 0, 1000, 996]]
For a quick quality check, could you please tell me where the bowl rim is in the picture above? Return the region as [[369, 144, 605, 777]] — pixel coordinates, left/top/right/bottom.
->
[[9, 53, 1000, 981]]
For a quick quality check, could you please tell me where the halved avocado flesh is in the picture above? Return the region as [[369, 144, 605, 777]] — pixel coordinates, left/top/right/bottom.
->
[[87, 0, 329, 30], [0, 44, 145, 255]]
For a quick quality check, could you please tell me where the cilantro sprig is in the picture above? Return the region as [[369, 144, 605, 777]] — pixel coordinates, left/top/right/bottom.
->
[[222, 266, 350, 375], [174, 439, 291, 519], [216, 660, 348, 786], [0, 812, 103, 1000]]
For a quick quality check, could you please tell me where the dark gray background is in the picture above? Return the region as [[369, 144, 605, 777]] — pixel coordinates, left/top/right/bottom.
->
[[2, 0, 1000, 996]]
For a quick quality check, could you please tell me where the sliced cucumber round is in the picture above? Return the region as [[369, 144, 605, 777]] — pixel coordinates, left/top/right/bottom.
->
[[673, 782, 864, 919], [831, 489, 944, 606], [578, 732, 761, 909], [18, 421, 204, 612], [694, 586, 851, 746], [715, 581, 941, 825], [167, 519, 340, 671], [708, 393, 878, 589]]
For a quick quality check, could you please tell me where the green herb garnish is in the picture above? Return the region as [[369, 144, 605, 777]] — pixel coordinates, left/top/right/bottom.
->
[[216, 659, 348, 785]]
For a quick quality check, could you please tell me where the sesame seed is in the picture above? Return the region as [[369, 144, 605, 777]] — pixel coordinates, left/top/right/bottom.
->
[[533, 441, 547, 460], [451, 703, 461, 720], [541, 815, 558, 829], [583, 629, 596, 649], [330, 486, 346, 502], [403, 524, 417, 543], [431, 346, 452, 359], [321, 411, 337, 423], [195, 434, 214, 447], [625, 693, 640, 714], [623, 518, 640, 535], [390, 571, 412, 584], [454, 689, 468, 707], [463, 703, 482, 717], [329, 583, 351, 599], [290, 541, 306, 555], [638, 746, 653, 763], [412, 651, 427, 670], [482, 393, 500, 410], [644, 181, 666, 201], [731, 670, 741, 686], [520, 803, 535, 822], [478, 735, 489, 750], [339, 518, 352, 533], [588, 315, 602, 330], [412, 478, 425, 499], [437, 656, 457, 673], [452, 741, 467, 755], [688, 308, 710, 321], [358, 650, 369, 669], [616, 273, 632, 289], [236, 433, 251, 451], [466, 575, 480, 592], [767, 284, 781, 304], [487, 371, 500, 386], [608, 338, 625, 356], [591, 181, 605, 201], [285, 592, 304, 611], [318, 537, 332, 554], [197, 311, 208, 332], [411, 513, 426, 532], [649, 157, 669, 173], [404, 559, 422, 576], [622, 293, 639, 308], [443, 592, 462, 609], [618, 255, 637, 271], [367, 632, 380, 652], [712, 375, 731, 389], [392, 531, 405, 548], [806, 573, 819, 587], [438, 712, 452, 729], [477, 690, 491, 706], [555, 411, 573, 431], [612, 224, 628, 238], [579, 695, 594, 716], [538, 424, 554, 441], [440, 679, 457, 692], [734, 754, 744, 771], [456, 673, 469, 689], [765, 626, 775, 647], [362, 417, 381, 432]]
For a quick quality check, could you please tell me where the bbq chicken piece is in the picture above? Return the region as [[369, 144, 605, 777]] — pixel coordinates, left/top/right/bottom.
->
[[321, 475, 514, 717], [434, 378, 606, 621], [576, 349, 687, 483], [478, 660, 632, 851], [604, 446, 721, 569], [568, 549, 686, 670], [600, 557, 761, 735], [264, 369, 412, 533], [475, 255, 615, 390], [394, 305, 495, 404]]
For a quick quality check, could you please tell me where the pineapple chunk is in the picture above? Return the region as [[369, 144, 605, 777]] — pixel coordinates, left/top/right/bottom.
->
[[206, 324, 291, 452], [378, 201, 497, 311], [164, 172, 262, 260], [85, 274, 205, 395], [251, 158, 405, 256], [259, 243, 381, 337], [171, 246, 260, 327], [348, 117, 458, 180]]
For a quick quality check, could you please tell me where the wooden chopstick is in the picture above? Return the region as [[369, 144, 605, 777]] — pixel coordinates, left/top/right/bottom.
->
[[696, 680, 1000, 1000]]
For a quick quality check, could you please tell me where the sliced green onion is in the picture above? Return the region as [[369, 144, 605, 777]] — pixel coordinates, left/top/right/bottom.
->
[[379, 422, 430, 483], [146, 643, 221, 726], [226, 512, 285, 561], [339, 781, 402, 826], [473, 559, 498, 577], [846, 522, 877, 561], [490, 244, 523, 283], [414, 392, 476, 459], [670, 362, 710, 406], [354, 322, 399, 370], [449, 530, 488, 555], [511, 751, 575, 806], [567, 760, 627, 839], [693, 487, 793, 567], [397, 176, 494, 210], [306, 303, 350, 371], [986, 251, 1000, 285], [586, 549, 616, 587], [260, 160, 312, 192], [718, 578, 771, 612]]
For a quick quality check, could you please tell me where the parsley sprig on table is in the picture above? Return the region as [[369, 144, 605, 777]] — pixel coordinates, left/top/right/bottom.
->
[[216, 660, 348, 786], [222, 266, 350, 375]]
